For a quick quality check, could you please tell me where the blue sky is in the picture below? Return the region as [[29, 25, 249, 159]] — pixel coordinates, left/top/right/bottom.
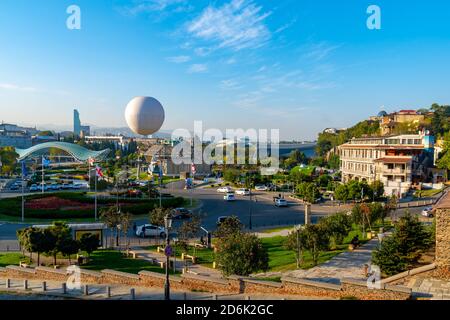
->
[[0, 0, 449, 140]]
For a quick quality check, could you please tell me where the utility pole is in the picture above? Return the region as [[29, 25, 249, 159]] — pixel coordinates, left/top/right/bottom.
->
[[95, 167, 98, 221], [248, 190, 253, 230], [41, 156, 45, 194], [21, 162, 25, 222]]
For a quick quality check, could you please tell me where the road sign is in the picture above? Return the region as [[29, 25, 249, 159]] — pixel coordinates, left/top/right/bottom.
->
[[164, 245, 172, 257]]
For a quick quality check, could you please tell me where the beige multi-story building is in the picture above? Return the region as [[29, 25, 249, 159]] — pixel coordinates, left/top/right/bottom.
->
[[380, 110, 425, 135], [338, 134, 435, 198]]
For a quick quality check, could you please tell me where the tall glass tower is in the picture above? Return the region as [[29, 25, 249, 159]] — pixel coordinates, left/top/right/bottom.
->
[[73, 109, 81, 136]]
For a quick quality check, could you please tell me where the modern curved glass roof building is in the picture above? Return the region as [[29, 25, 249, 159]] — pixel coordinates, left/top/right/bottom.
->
[[16, 142, 110, 162]]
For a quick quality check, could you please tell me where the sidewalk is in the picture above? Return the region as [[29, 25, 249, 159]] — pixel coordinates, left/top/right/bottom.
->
[[129, 246, 223, 278], [0, 278, 326, 300], [285, 237, 382, 284]]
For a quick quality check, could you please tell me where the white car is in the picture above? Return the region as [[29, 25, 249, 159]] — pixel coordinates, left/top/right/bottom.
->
[[421, 207, 434, 218], [136, 224, 167, 238], [275, 198, 288, 207], [255, 185, 268, 191], [217, 186, 233, 193], [236, 188, 250, 196], [224, 193, 236, 201]]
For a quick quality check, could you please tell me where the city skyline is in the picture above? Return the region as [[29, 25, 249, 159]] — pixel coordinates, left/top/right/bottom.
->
[[1, 0, 450, 140]]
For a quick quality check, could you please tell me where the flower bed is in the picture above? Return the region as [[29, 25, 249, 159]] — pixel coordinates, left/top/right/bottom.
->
[[25, 196, 93, 210]]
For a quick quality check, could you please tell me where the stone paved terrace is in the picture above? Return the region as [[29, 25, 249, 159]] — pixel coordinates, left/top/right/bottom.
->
[[409, 278, 450, 300], [285, 237, 381, 284]]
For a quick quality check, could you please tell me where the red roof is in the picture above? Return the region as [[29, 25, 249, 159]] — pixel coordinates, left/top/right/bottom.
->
[[397, 110, 418, 115]]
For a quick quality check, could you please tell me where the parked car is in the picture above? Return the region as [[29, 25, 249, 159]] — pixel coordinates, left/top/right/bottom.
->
[[217, 186, 233, 193], [9, 184, 19, 191], [224, 193, 236, 201], [421, 207, 434, 218], [275, 198, 288, 207], [171, 207, 192, 220], [255, 185, 268, 191], [235, 188, 250, 196], [136, 224, 167, 238], [29, 184, 39, 192]]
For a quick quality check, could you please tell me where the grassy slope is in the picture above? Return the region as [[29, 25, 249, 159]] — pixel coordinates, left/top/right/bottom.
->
[[0, 253, 30, 267], [83, 250, 178, 275]]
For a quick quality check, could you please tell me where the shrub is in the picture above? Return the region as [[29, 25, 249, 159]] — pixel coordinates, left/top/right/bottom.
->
[[372, 213, 432, 276], [216, 232, 268, 276]]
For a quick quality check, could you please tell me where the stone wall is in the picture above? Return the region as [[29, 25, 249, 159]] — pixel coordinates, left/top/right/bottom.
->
[[0, 265, 412, 300], [435, 207, 450, 276]]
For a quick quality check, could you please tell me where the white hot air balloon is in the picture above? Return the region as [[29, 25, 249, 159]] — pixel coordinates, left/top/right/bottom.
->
[[125, 96, 165, 136]]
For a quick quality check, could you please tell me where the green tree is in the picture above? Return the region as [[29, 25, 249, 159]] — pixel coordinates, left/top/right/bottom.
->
[[284, 150, 307, 169], [216, 232, 269, 276], [0, 146, 18, 175], [370, 180, 385, 200], [334, 184, 349, 203], [347, 180, 362, 201], [327, 154, 340, 170], [431, 104, 450, 137], [214, 215, 242, 239], [177, 214, 202, 252], [47, 222, 72, 266], [318, 174, 332, 188], [17, 227, 34, 260], [296, 182, 320, 203], [223, 169, 240, 183], [29, 228, 54, 266], [303, 224, 329, 266], [59, 237, 80, 264], [372, 213, 432, 276], [285, 229, 308, 268], [79, 233, 100, 257], [319, 213, 352, 249], [149, 207, 172, 227]]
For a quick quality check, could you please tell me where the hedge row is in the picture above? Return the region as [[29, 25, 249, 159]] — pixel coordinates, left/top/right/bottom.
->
[[0, 194, 184, 219]]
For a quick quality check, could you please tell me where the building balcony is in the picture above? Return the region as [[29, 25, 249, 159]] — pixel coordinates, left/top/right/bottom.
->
[[381, 169, 410, 175]]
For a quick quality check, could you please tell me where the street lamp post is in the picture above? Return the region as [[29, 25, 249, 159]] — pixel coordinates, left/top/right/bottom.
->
[[248, 190, 253, 230], [164, 213, 173, 300]]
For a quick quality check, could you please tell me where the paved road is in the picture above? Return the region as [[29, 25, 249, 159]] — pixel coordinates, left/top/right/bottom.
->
[[0, 181, 433, 246]]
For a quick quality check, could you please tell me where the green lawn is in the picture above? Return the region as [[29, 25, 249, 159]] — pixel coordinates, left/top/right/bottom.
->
[[414, 188, 444, 198], [261, 236, 347, 272], [0, 253, 30, 267], [148, 245, 215, 268], [259, 226, 295, 234], [290, 165, 316, 176], [83, 250, 178, 275]]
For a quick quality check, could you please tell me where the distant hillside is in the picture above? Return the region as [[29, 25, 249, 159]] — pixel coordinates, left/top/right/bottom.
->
[[316, 120, 380, 156]]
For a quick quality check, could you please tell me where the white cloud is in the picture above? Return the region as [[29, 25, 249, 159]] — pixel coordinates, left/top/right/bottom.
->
[[0, 83, 38, 92], [125, 0, 188, 14], [187, 0, 271, 51], [220, 79, 243, 90], [188, 64, 208, 73], [302, 42, 341, 62], [166, 55, 191, 63]]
